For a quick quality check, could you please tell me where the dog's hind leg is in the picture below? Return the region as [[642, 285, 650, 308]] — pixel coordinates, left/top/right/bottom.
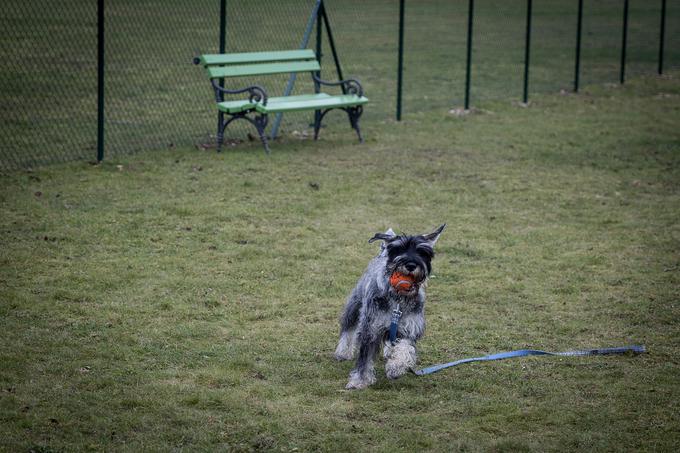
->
[[346, 329, 380, 389], [334, 327, 358, 361], [334, 329, 357, 361], [334, 292, 361, 361]]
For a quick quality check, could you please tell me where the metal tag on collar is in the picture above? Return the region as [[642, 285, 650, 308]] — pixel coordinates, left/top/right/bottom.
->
[[389, 303, 402, 345]]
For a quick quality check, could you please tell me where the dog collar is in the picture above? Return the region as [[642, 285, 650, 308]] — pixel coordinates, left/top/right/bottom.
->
[[389, 304, 402, 345]]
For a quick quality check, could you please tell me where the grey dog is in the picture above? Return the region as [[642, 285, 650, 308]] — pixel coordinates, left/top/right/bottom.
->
[[334, 224, 446, 389]]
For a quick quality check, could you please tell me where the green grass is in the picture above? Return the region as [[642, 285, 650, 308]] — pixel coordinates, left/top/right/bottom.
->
[[2, 71, 680, 451]]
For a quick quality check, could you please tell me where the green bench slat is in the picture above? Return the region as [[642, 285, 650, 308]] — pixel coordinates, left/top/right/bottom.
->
[[207, 61, 321, 79], [200, 50, 316, 66], [217, 93, 368, 114], [255, 94, 369, 114], [217, 93, 333, 114], [270, 93, 332, 103]]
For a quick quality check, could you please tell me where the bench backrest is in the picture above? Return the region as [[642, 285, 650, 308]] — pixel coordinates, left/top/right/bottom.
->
[[197, 49, 321, 79]]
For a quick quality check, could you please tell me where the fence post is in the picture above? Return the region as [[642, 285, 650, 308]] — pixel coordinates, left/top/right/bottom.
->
[[464, 0, 474, 110], [314, 3, 323, 129], [396, 0, 405, 121], [316, 5, 323, 78], [216, 0, 226, 150], [97, 0, 105, 162], [219, 0, 226, 57], [658, 0, 666, 74], [523, 0, 532, 104], [574, 0, 583, 92], [620, 0, 629, 84]]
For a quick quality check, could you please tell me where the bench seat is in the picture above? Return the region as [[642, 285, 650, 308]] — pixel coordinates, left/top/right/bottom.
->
[[256, 93, 368, 114], [195, 49, 367, 153], [217, 94, 329, 114], [217, 93, 369, 114]]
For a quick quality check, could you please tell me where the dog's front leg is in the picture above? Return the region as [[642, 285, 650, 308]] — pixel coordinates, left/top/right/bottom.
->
[[346, 330, 380, 389], [384, 338, 417, 379]]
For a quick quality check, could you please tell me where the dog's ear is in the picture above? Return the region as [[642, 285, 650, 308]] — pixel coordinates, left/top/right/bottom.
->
[[368, 228, 396, 244], [423, 223, 446, 246]]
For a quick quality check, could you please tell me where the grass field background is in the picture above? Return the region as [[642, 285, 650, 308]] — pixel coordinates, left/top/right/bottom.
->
[[2, 69, 680, 450], [2, 0, 680, 170]]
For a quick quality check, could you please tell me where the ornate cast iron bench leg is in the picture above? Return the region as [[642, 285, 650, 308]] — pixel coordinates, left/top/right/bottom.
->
[[314, 109, 332, 141], [346, 106, 364, 143]]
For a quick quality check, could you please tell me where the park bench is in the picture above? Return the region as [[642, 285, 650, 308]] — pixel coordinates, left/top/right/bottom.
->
[[193, 49, 368, 153]]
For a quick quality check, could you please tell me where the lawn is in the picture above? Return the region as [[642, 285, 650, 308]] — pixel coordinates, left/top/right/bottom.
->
[[1, 70, 679, 451]]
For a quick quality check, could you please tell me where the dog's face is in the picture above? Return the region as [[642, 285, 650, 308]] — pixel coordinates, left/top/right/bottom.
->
[[384, 235, 434, 284], [370, 224, 446, 295]]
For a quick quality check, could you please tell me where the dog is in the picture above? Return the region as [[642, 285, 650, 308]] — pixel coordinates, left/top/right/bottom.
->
[[334, 224, 446, 389]]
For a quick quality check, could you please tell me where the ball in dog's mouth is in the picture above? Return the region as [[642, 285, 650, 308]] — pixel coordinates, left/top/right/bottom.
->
[[389, 271, 416, 292]]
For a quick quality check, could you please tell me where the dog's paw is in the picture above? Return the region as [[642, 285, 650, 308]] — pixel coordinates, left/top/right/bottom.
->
[[385, 340, 417, 379], [345, 378, 375, 390], [385, 361, 409, 380], [345, 380, 369, 390], [334, 350, 354, 361], [346, 370, 376, 389]]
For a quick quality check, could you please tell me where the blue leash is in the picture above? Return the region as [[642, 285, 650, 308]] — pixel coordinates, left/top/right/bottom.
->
[[413, 345, 646, 376]]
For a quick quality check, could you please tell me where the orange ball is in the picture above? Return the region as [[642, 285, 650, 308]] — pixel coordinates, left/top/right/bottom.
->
[[390, 272, 415, 291]]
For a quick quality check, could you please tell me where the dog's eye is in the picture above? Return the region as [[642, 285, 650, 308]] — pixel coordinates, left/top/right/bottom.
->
[[416, 244, 434, 259], [386, 247, 402, 260]]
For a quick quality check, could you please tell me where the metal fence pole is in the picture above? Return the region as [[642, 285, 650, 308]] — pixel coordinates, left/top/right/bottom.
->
[[464, 0, 474, 110], [396, 0, 405, 121], [523, 0, 533, 104], [314, 4, 323, 129], [97, 0, 105, 162], [219, 1, 226, 55], [216, 0, 226, 148], [620, 0, 629, 84], [659, 0, 666, 74], [574, 0, 583, 92], [316, 5, 323, 76]]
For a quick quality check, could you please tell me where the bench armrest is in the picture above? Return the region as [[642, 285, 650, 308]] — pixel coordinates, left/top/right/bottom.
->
[[312, 74, 364, 98], [210, 80, 269, 105]]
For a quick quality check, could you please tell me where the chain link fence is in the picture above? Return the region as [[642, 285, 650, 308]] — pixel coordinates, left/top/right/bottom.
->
[[1, 0, 679, 171], [1, 0, 98, 170], [105, 1, 221, 159]]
